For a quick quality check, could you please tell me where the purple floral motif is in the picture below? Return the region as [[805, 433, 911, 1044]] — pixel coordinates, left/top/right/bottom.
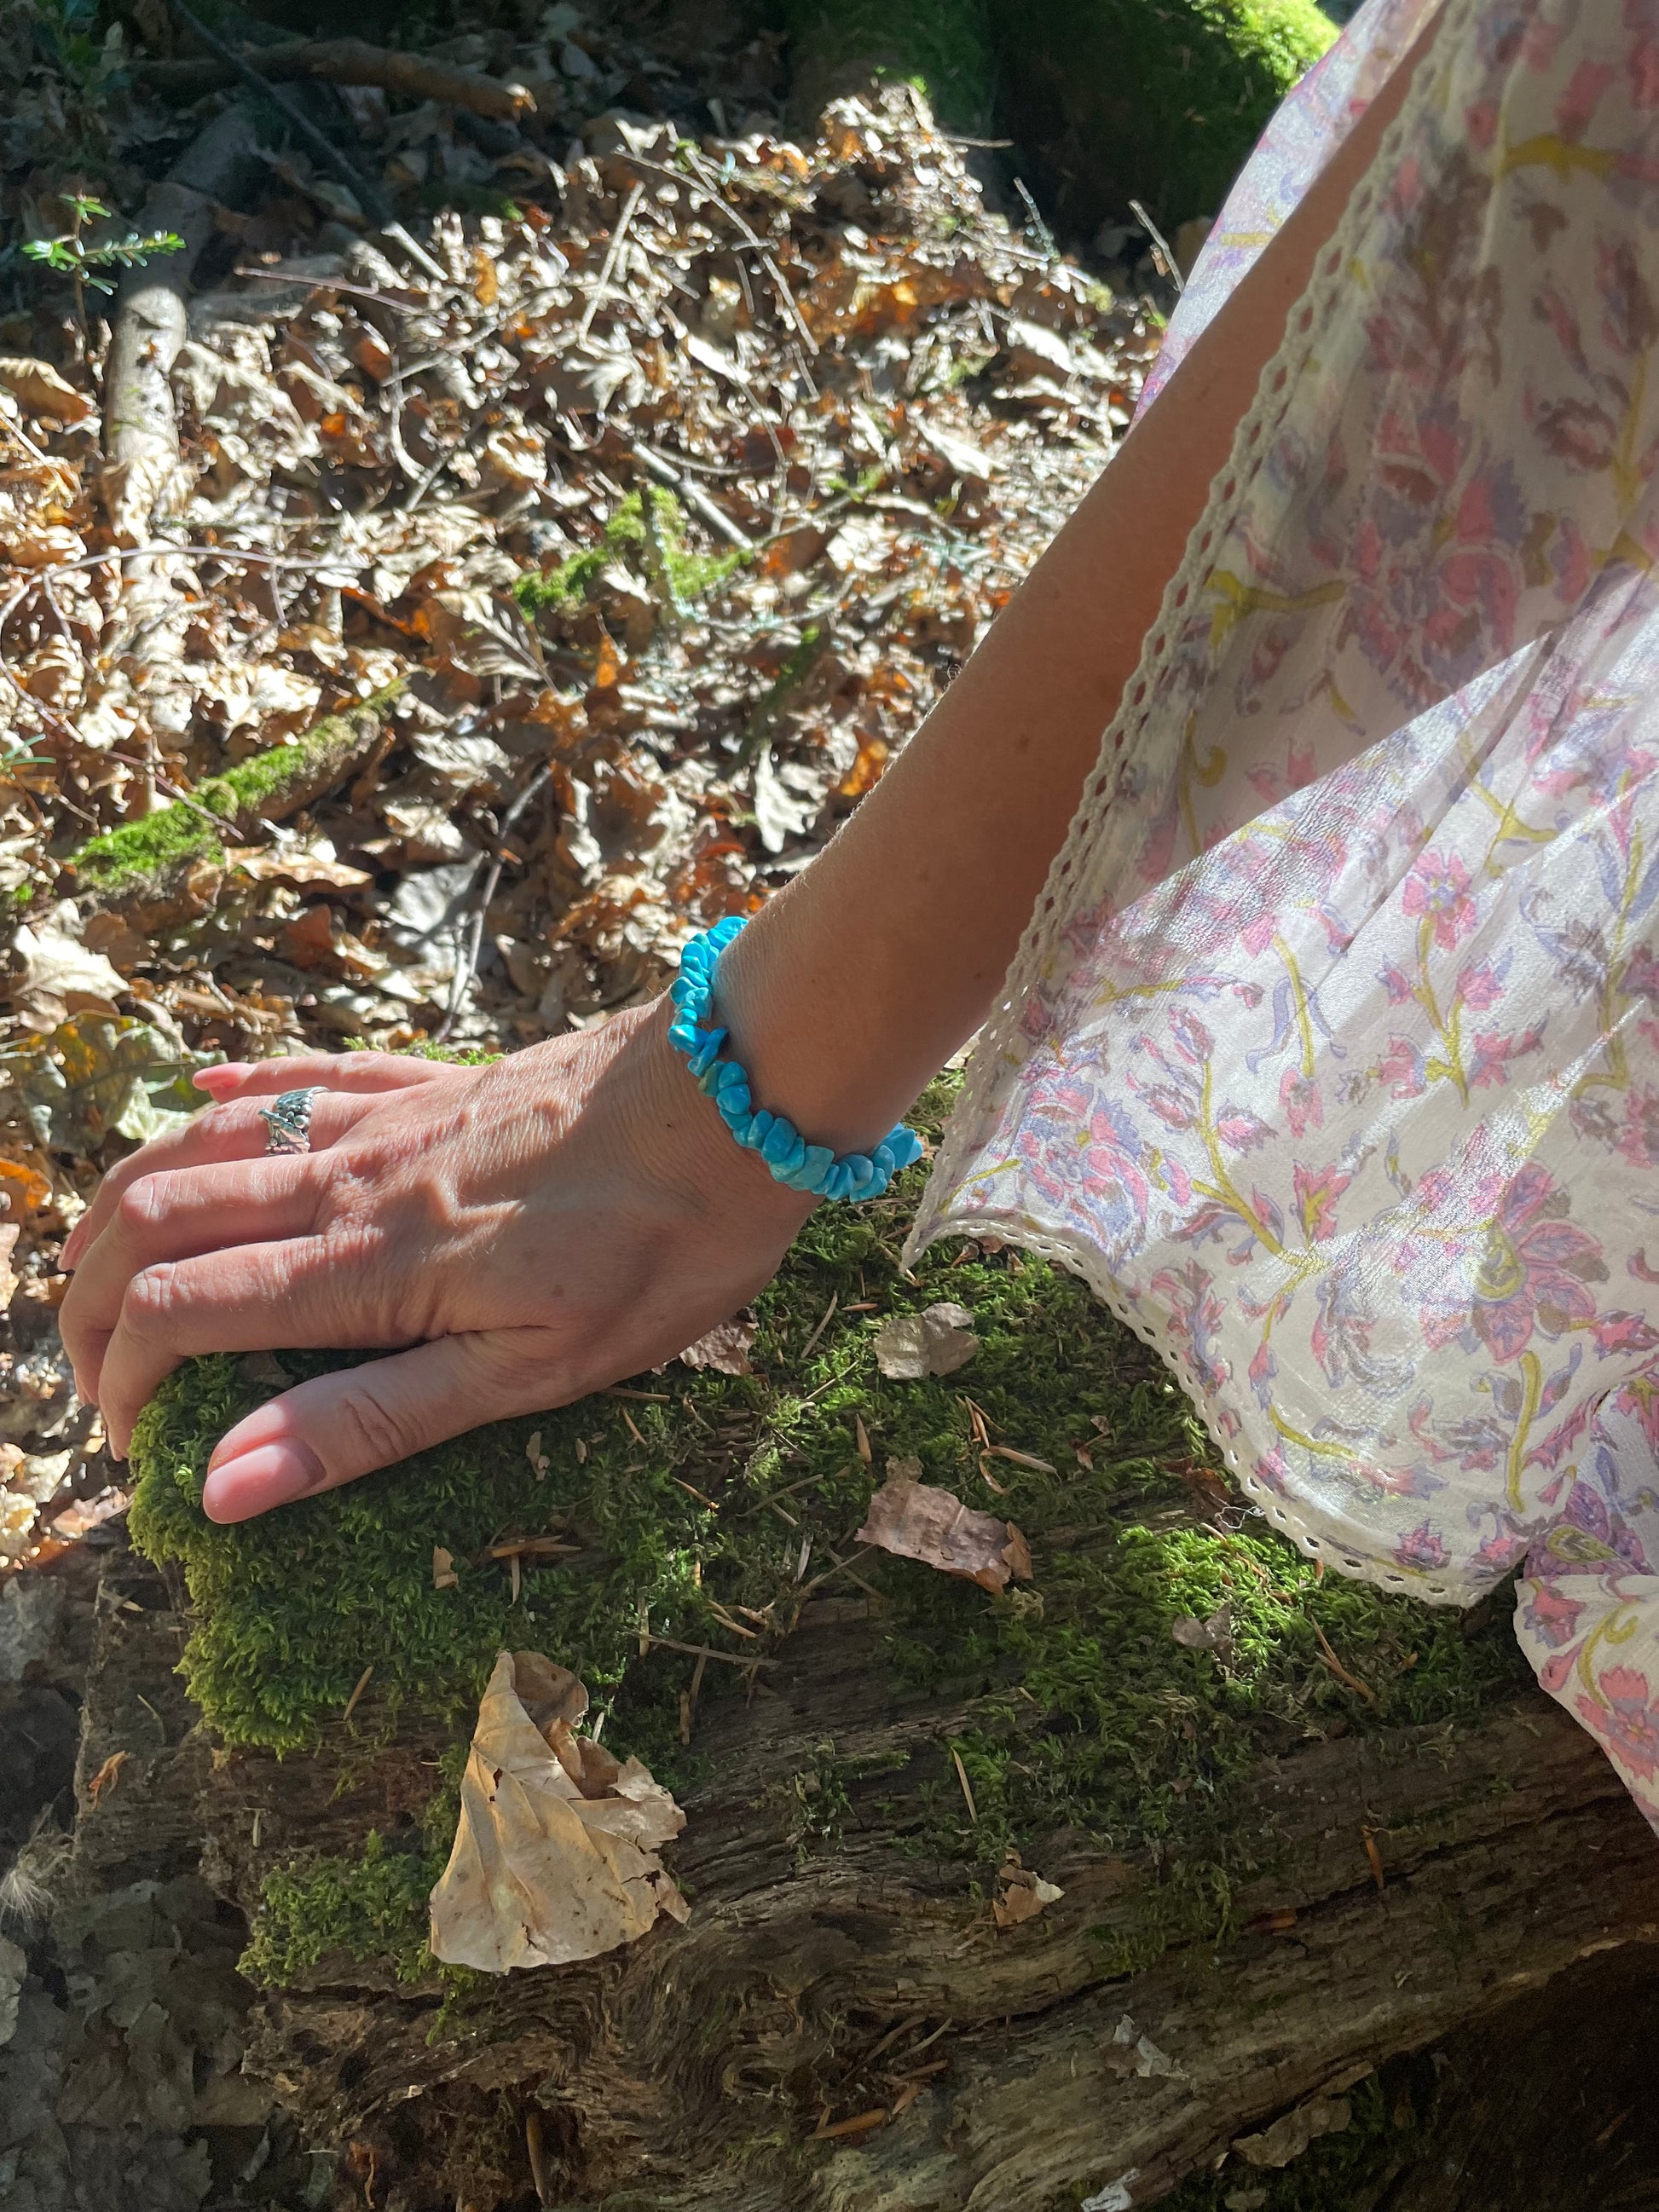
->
[[1464, 1164, 1608, 1361], [1395, 1522, 1449, 1573]]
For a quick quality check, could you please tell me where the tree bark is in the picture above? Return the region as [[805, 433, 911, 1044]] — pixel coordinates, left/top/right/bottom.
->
[[72, 1534, 1659, 2212]]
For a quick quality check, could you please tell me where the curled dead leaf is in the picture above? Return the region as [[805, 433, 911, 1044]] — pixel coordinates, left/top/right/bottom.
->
[[0, 356, 92, 422], [993, 1851, 1064, 1928], [872, 1302, 979, 1379], [676, 1313, 756, 1376], [855, 1471, 1032, 1594], [429, 1650, 688, 1972]]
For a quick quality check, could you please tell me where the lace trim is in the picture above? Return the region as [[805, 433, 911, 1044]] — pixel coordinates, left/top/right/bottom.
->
[[905, 0, 1487, 1612]]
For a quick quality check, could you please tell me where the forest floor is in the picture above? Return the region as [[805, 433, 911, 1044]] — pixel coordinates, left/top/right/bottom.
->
[[0, 0, 1165, 1574]]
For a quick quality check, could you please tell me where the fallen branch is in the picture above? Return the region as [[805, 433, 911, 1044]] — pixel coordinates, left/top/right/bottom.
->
[[102, 102, 263, 547], [133, 36, 535, 121], [163, 0, 396, 230]]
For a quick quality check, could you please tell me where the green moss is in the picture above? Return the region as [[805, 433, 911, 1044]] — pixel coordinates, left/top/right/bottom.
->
[[242, 1828, 444, 1988], [514, 488, 743, 623], [69, 682, 404, 899], [992, 0, 1336, 228], [71, 799, 224, 898], [773, 0, 996, 131], [130, 1078, 1528, 1996]]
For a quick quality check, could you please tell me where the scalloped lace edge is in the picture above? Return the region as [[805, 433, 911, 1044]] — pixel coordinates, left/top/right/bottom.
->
[[906, 0, 1488, 1613]]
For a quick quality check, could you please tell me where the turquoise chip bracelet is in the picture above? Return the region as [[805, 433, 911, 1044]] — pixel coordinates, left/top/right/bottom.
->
[[666, 916, 925, 1200]]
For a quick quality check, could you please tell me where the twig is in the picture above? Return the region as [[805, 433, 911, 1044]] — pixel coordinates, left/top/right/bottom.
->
[[628, 442, 754, 551], [629, 151, 818, 356], [800, 1292, 839, 1360], [951, 1746, 978, 1823], [165, 0, 396, 228], [576, 180, 645, 346], [342, 1663, 374, 1722], [436, 764, 552, 1041], [228, 266, 428, 315], [1129, 198, 1186, 297], [1310, 1620, 1377, 1704], [642, 1633, 777, 1668]]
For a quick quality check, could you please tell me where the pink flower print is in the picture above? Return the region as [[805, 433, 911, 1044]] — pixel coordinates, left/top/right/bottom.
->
[[1522, 1580, 1587, 1649], [1454, 962, 1504, 1011], [1280, 1067, 1321, 1136], [1379, 961, 1414, 1006], [1470, 1164, 1609, 1361], [1395, 1522, 1449, 1573], [1578, 1664, 1659, 1783], [1402, 850, 1478, 950], [1379, 1036, 1428, 1099], [1293, 1162, 1350, 1243], [1615, 1086, 1659, 1169]]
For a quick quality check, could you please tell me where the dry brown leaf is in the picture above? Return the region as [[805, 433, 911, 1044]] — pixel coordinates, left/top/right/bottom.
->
[[86, 1748, 130, 1808], [676, 1314, 756, 1376], [992, 1852, 1064, 1928], [429, 1650, 688, 1972], [0, 356, 92, 421], [872, 1302, 979, 1379], [0, 1225, 18, 1308], [433, 1545, 459, 1590], [9, 914, 128, 1031], [855, 1471, 1032, 1594]]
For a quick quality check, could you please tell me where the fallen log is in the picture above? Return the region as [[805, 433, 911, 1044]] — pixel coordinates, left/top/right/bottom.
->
[[116, 1166, 1659, 2211], [134, 36, 535, 121]]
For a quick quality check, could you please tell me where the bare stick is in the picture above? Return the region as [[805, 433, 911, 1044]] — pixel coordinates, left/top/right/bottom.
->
[[136, 37, 534, 121], [575, 181, 645, 345]]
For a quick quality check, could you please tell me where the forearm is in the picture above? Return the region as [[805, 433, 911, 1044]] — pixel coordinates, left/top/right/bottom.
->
[[715, 14, 1434, 1152]]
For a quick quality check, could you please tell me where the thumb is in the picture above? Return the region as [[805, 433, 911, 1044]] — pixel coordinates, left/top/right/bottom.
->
[[199, 1331, 555, 1522]]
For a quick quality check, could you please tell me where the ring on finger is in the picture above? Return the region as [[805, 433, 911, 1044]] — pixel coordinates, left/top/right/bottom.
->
[[257, 1087, 325, 1156]]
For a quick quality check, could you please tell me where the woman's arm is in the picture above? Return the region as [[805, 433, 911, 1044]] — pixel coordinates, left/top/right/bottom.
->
[[716, 13, 1435, 1150], [58, 17, 1435, 1518]]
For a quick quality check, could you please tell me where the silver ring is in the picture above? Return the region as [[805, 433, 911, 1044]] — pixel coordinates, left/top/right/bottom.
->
[[257, 1087, 323, 1155]]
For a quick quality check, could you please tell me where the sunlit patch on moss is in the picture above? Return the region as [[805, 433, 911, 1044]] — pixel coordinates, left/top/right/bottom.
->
[[129, 1078, 1529, 1995]]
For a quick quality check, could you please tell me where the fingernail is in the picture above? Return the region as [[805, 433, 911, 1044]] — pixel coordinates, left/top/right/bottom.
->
[[202, 1440, 326, 1522]]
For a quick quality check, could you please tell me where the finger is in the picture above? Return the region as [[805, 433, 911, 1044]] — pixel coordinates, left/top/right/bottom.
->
[[200, 1331, 557, 1521], [193, 1051, 460, 1102], [62, 1089, 379, 1272], [61, 1156, 322, 1398], [95, 1234, 386, 1457]]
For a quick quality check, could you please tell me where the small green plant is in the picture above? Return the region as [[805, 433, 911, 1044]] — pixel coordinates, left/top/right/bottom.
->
[[24, 195, 185, 321]]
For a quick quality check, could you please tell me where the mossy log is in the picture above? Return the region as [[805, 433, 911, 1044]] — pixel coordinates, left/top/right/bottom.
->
[[119, 1118, 1659, 2211], [65, 681, 404, 929]]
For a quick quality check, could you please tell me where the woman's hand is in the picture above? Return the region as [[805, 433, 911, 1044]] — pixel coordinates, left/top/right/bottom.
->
[[58, 1006, 812, 1523]]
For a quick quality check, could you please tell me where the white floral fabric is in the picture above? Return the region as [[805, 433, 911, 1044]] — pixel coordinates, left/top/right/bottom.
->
[[910, 0, 1659, 1828]]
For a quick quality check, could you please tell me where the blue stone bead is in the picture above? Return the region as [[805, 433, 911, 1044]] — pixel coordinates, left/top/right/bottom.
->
[[889, 1127, 924, 1168], [711, 917, 743, 946], [715, 1060, 747, 1093], [774, 1131, 806, 1175], [760, 1119, 798, 1164], [687, 1030, 726, 1077], [745, 1109, 774, 1145], [825, 1164, 853, 1201], [846, 1153, 876, 1190], [871, 1143, 896, 1180], [697, 1065, 723, 1094], [718, 1089, 751, 1123], [797, 1145, 834, 1192], [668, 1022, 697, 1052]]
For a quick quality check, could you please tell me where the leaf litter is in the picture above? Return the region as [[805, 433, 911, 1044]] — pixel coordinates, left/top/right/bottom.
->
[[855, 1464, 1032, 1595], [1, 22, 1161, 1568]]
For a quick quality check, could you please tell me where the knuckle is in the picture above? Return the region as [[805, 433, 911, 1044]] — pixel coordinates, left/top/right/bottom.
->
[[115, 1173, 167, 1237], [331, 1383, 416, 1472], [122, 1262, 180, 1334]]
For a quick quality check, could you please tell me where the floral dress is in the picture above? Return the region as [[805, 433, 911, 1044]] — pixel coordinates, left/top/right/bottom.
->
[[909, 0, 1659, 1828]]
